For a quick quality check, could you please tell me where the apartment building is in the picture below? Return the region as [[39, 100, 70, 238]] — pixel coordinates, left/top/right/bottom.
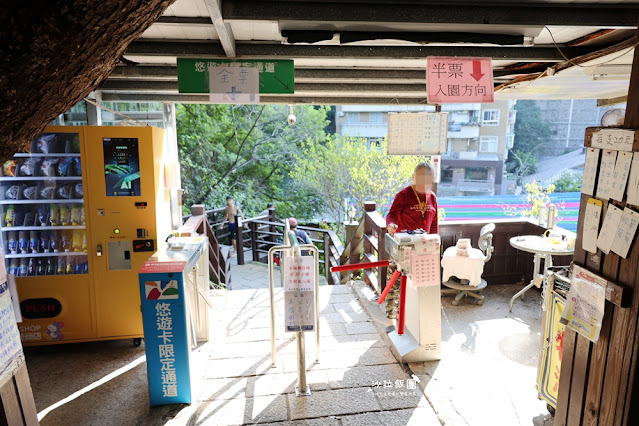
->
[[335, 101, 516, 196]]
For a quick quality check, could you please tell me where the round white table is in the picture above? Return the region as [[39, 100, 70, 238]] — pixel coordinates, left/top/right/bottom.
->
[[509, 235, 574, 312]]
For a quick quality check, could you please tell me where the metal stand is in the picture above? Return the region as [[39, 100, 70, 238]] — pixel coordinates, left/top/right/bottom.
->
[[267, 220, 320, 397], [510, 253, 552, 312]]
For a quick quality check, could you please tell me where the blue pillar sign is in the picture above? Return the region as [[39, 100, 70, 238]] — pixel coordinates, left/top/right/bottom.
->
[[139, 260, 191, 405]]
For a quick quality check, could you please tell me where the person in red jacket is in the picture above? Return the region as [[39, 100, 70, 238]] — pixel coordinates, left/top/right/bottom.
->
[[383, 162, 439, 332]]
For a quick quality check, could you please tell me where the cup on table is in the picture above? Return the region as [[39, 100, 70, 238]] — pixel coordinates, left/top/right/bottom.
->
[[543, 230, 563, 244]]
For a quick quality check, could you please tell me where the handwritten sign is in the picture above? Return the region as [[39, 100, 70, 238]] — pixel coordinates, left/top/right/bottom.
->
[[387, 112, 448, 155], [627, 153, 639, 206], [611, 151, 633, 202], [209, 67, 260, 103], [582, 148, 600, 196], [583, 198, 603, 254], [610, 208, 639, 259], [597, 204, 623, 254], [596, 150, 618, 200], [591, 129, 635, 152], [427, 57, 494, 104]]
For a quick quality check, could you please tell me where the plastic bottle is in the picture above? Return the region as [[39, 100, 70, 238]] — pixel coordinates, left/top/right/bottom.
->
[[65, 256, 74, 274], [59, 205, 71, 226], [49, 204, 60, 226], [19, 258, 28, 277], [29, 230, 39, 253], [56, 256, 65, 275], [5, 205, 15, 227], [50, 231, 60, 253], [61, 231, 71, 252], [46, 258, 55, 275], [71, 230, 82, 252], [7, 231, 17, 254], [18, 231, 28, 254], [81, 230, 87, 253]]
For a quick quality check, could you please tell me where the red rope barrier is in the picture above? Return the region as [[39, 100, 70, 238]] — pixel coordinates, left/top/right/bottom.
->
[[330, 260, 390, 273], [378, 269, 401, 305], [398, 274, 407, 335]]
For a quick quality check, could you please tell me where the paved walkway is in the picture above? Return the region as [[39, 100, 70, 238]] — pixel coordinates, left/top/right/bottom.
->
[[196, 285, 438, 424], [227, 249, 328, 290]]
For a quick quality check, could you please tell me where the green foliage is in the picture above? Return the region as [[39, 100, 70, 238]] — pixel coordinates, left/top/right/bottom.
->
[[177, 104, 330, 220], [290, 135, 429, 224], [553, 173, 582, 193], [506, 150, 538, 185], [507, 100, 550, 182], [503, 180, 561, 219]]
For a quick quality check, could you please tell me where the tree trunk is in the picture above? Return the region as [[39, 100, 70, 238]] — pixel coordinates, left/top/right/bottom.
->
[[0, 0, 176, 161]]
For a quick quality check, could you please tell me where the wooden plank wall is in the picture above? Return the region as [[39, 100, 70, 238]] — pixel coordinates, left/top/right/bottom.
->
[[0, 362, 39, 425], [555, 124, 639, 425]]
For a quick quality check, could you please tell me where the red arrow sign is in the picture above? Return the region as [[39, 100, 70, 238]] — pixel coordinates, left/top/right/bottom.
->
[[471, 60, 484, 81]]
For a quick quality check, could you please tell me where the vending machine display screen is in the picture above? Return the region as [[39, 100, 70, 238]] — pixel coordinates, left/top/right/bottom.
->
[[103, 138, 141, 197]]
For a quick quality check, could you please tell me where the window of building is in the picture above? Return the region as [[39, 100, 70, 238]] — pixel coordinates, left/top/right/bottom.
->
[[441, 167, 454, 183], [368, 138, 382, 148], [506, 134, 515, 149], [465, 167, 489, 181], [482, 109, 500, 126], [479, 136, 499, 152], [348, 112, 360, 123], [370, 112, 382, 123]]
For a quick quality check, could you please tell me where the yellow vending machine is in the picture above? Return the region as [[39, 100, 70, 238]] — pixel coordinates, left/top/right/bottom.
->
[[1, 125, 172, 345]]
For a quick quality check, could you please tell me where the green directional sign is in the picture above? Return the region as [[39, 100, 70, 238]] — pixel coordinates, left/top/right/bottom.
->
[[177, 58, 294, 94]]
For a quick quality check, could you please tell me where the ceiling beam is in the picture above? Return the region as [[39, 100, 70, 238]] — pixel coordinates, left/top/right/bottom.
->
[[155, 17, 213, 26], [282, 30, 524, 45], [204, 0, 236, 57], [222, 0, 639, 27], [109, 66, 524, 85], [127, 41, 584, 61], [99, 80, 430, 95], [101, 93, 434, 105]]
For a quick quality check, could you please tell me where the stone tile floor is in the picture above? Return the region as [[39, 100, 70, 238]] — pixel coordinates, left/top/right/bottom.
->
[[196, 285, 439, 425]]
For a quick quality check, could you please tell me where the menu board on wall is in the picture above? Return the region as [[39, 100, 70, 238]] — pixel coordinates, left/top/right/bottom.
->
[[387, 112, 448, 155]]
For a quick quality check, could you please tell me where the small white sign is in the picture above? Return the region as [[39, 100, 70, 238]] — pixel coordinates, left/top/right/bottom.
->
[[209, 67, 260, 104], [627, 152, 639, 206], [596, 204, 623, 254], [611, 207, 639, 259], [285, 291, 315, 332], [596, 150, 618, 200], [610, 151, 633, 202], [283, 256, 314, 292], [583, 199, 603, 254], [581, 148, 600, 196], [591, 129, 635, 152]]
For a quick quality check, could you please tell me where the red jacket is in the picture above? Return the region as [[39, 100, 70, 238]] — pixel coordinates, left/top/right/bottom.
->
[[386, 186, 439, 234]]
